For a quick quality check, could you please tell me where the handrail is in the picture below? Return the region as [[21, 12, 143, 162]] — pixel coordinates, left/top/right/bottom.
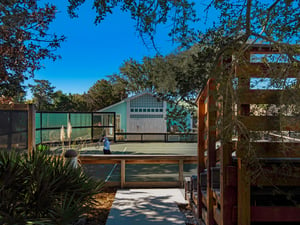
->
[[79, 154, 197, 188]]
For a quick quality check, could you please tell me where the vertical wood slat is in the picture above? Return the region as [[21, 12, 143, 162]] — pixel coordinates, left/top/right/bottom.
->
[[221, 145, 236, 225], [121, 160, 126, 188], [237, 158, 250, 225], [207, 79, 217, 225], [237, 74, 251, 225], [179, 159, 184, 187], [197, 85, 207, 220], [220, 81, 236, 225], [8, 110, 12, 150]]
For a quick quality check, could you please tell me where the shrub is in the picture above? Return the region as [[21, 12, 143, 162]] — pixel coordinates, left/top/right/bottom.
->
[[0, 150, 104, 224], [36, 144, 50, 152]]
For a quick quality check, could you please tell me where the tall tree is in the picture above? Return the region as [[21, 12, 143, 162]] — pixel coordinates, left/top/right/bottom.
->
[[70, 93, 89, 111], [29, 79, 55, 111], [52, 91, 89, 111], [114, 47, 211, 106], [86, 79, 127, 111], [0, 0, 65, 100], [52, 91, 75, 111]]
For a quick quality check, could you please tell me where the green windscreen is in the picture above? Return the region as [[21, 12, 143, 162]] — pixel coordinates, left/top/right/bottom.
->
[[70, 113, 91, 127], [35, 112, 115, 144]]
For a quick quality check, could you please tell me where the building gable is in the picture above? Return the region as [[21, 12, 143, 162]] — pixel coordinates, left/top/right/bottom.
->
[[129, 93, 163, 108]]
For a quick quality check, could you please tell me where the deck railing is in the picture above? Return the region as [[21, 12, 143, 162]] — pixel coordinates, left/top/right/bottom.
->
[[79, 155, 197, 188]]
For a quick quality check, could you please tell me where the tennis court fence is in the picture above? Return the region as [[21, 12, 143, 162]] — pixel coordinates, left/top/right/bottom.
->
[[0, 106, 197, 153], [115, 132, 197, 142]]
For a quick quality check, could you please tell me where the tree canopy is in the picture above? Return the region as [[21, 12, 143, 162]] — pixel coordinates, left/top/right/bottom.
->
[[112, 46, 210, 107], [29, 79, 55, 111], [68, 0, 198, 47], [86, 78, 127, 111], [0, 0, 65, 99]]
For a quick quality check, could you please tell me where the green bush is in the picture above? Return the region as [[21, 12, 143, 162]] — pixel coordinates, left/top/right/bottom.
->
[[0, 151, 104, 225], [36, 144, 50, 152]]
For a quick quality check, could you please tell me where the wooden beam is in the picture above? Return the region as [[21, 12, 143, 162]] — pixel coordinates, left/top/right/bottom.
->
[[80, 159, 121, 164], [239, 116, 300, 131], [123, 181, 180, 188], [251, 206, 300, 222], [0, 104, 28, 111], [103, 181, 121, 187], [250, 142, 300, 158], [79, 155, 197, 161], [236, 63, 300, 78], [251, 167, 300, 186], [239, 89, 291, 104]]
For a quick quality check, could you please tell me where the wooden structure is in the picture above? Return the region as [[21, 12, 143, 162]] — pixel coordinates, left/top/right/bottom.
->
[[192, 45, 300, 225], [79, 154, 197, 188], [0, 104, 35, 153]]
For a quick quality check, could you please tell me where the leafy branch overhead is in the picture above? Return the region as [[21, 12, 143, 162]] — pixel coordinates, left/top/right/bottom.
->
[[68, 0, 198, 46], [0, 0, 65, 98]]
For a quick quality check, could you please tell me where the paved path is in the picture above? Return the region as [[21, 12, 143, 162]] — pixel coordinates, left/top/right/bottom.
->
[[106, 189, 187, 225]]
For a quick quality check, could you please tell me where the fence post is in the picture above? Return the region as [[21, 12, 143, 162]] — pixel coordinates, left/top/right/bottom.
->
[[91, 112, 94, 141], [179, 159, 184, 187], [27, 104, 35, 154], [121, 160, 126, 188]]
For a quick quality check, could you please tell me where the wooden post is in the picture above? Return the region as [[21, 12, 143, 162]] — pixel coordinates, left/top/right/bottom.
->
[[121, 160, 126, 188], [237, 73, 251, 225], [27, 104, 35, 154], [237, 103, 251, 225], [220, 143, 236, 225], [237, 158, 250, 225], [8, 110, 12, 150], [197, 83, 208, 221], [179, 159, 184, 187], [220, 81, 236, 225], [207, 79, 217, 225]]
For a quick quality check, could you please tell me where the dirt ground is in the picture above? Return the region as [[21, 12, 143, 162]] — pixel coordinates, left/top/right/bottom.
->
[[85, 188, 117, 225]]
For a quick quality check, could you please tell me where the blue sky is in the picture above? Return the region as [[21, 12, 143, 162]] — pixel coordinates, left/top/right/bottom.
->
[[26, 1, 216, 98]]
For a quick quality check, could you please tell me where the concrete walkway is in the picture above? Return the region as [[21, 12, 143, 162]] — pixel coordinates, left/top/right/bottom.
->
[[106, 189, 187, 225]]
